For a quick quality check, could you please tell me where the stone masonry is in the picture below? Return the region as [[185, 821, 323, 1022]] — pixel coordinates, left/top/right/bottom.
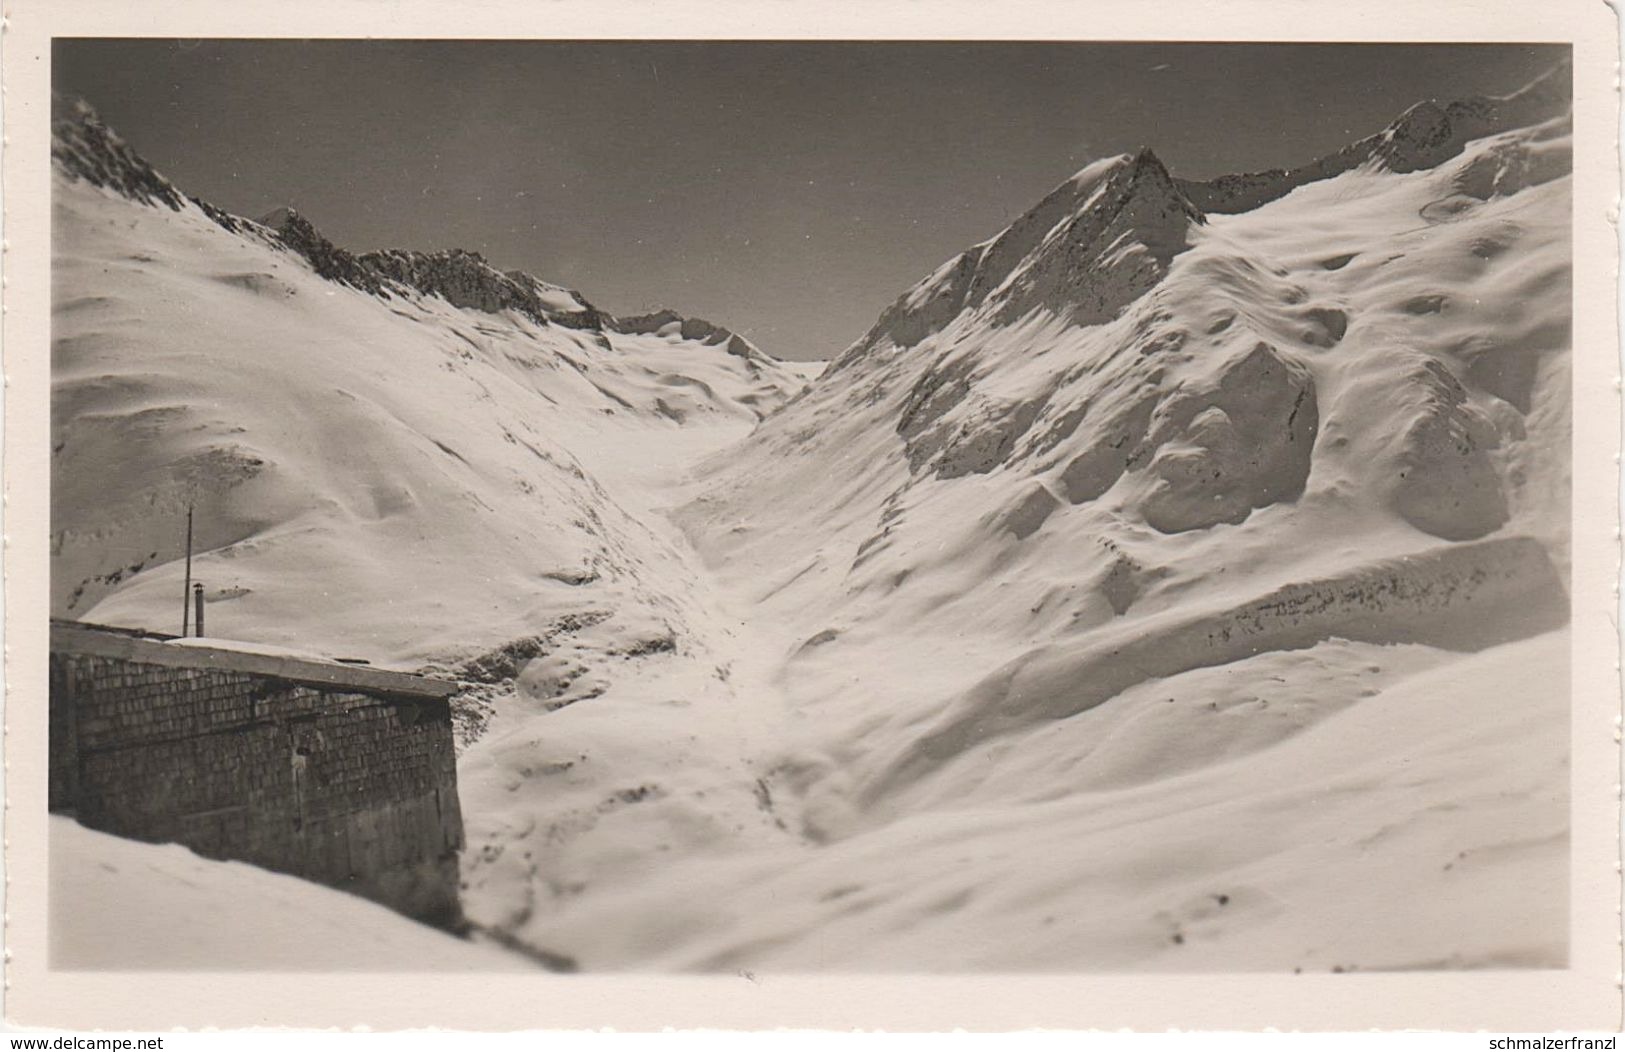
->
[[49, 621, 466, 928]]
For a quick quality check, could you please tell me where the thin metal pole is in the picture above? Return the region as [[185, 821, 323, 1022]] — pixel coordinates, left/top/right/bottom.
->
[[181, 504, 194, 636]]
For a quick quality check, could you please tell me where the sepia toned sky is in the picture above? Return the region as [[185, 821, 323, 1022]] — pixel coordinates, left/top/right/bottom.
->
[[54, 41, 1566, 360]]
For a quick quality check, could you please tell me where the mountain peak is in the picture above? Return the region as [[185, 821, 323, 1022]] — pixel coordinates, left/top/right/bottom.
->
[[840, 57, 1569, 363], [1177, 58, 1571, 210], [51, 108, 634, 339], [52, 96, 188, 212], [1130, 145, 1166, 172], [257, 205, 300, 229], [843, 144, 1203, 361], [251, 205, 387, 296], [357, 246, 607, 330]]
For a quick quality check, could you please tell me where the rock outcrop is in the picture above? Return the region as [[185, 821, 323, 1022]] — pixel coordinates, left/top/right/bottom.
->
[[358, 246, 604, 328], [259, 207, 389, 296], [52, 99, 770, 358], [51, 97, 188, 212], [610, 309, 766, 362], [1138, 342, 1319, 533], [1177, 57, 1572, 213], [1385, 358, 1509, 541], [844, 149, 1205, 362]]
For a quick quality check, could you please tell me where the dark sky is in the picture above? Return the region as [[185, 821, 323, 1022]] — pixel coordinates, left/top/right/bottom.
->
[[54, 41, 1566, 360]]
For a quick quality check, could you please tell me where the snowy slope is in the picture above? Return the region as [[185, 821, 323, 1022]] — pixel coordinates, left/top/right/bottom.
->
[[516, 630, 1567, 971], [50, 817, 531, 970], [52, 101, 808, 675], [673, 112, 1570, 809], [50, 70, 1573, 974]]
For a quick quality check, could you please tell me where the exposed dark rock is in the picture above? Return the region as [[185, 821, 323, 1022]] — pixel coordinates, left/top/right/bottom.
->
[[191, 196, 255, 236], [259, 206, 389, 296], [1177, 57, 1571, 213], [609, 309, 768, 362], [1139, 342, 1319, 533], [51, 97, 187, 211], [504, 271, 607, 330], [988, 149, 1204, 330], [49, 100, 773, 352], [362, 247, 553, 323], [844, 148, 1205, 363]]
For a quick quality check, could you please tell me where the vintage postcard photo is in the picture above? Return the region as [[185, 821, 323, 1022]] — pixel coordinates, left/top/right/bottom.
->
[[4, 0, 1619, 1034]]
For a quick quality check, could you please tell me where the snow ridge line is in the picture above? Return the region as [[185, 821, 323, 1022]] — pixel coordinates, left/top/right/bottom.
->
[[864, 534, 1568, 804], [49, 96, 767, 356]]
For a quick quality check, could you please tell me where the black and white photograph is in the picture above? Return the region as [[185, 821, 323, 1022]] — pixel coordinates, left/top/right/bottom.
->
[[5, 0, 1620, 1036]]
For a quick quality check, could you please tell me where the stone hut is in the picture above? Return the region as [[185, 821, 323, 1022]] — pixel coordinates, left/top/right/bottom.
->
[[49, 620, 465, 928]]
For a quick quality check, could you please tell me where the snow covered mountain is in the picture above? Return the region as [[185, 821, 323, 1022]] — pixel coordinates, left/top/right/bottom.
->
[[51, 61, 1573, 974], [852, 148, 1205, 352], [484, 69, 1571, 970], [51, 98, 806, 672], [697, 90, 1569, 701], [1175, 55, 1572, 212]]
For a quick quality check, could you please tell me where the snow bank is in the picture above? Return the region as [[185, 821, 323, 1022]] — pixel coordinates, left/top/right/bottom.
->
[[50, 817, 530, 971], [514, 629, 1568, 971], [864, 535, 1565, 802]]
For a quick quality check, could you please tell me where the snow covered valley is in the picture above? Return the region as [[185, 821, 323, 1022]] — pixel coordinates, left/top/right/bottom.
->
[[48, 62, 1574, 973]]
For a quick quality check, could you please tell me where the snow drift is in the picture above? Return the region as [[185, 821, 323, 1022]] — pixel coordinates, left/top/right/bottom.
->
[[50, 816, 531, 970]]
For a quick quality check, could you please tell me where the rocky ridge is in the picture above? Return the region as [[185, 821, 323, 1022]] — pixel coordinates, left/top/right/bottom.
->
[[52, 98, 764, 355], [51, 97, 189, 212], [838, 59, 1571, 374], [609, 309, 767, 363], [1176, 56, 1572, 213], [355, 244, 605, 330], [844, 148, 1205, 362]]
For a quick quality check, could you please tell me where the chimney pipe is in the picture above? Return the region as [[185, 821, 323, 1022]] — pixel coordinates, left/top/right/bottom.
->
[[181, 504, 194, 636]]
